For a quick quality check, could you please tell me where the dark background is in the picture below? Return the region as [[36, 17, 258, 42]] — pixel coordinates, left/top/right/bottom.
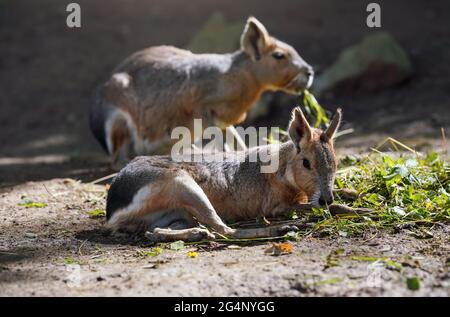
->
[[0, 0, 449, 187]]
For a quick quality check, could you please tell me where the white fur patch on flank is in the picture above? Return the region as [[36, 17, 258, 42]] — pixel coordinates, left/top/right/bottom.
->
[[107, 183, 159, 230], [104, 106, 171, 157], [104, 108, 135, 155], [111, 72, 131, 89]]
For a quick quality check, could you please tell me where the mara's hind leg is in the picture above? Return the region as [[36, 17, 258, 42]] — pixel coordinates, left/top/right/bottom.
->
[[169, 175, 236, 236], [168, 175, 298, 239]]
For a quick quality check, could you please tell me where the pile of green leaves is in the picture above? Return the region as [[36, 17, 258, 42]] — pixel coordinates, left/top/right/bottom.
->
[[267, 91, 449, 238], [310, 152, 450, 236]]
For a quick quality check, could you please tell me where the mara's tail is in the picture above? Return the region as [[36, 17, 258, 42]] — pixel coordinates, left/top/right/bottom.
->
[[89, 84, 111, 153]]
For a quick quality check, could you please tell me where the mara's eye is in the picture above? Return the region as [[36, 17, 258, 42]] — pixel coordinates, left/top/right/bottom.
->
[[303, 159, 311, 170], [272, 52, 286, 60]]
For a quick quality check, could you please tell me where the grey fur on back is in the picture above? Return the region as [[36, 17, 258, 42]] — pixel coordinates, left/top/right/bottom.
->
[[106, 142, 296, 223]]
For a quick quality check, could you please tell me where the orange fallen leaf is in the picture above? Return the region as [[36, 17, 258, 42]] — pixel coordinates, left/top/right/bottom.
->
[[279, 242, 294, 253], [264, 242, 294, 256]]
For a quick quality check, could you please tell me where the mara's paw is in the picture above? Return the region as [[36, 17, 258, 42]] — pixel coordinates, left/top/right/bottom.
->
[[144, 231, 163, 242], [188, 228, 216, 241]]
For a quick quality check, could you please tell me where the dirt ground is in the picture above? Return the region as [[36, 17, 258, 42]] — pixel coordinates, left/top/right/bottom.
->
[[0, 0, 449, 296], [1, 179, 449, 296]]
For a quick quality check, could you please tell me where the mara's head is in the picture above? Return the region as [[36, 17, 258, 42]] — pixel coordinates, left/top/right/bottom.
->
[[286, 107, 342, 207], [241, 17, 313, 94]]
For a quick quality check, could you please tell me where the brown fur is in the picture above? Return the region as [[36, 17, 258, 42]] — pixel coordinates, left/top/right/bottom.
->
[[90, 17, 314, 167], [106, 108, 342, 241]]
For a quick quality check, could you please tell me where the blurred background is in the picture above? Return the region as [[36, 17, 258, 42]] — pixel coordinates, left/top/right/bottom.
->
[[0, 0, 449, 187]]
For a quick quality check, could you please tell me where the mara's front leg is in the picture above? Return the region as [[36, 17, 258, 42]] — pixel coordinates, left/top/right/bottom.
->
[[204, 108, 247, 152], [229, 224, 299, 239], [225, 203, 314, 239]]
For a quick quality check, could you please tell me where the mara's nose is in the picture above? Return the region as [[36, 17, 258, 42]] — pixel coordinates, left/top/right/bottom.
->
[[318, 194, 333, 206]]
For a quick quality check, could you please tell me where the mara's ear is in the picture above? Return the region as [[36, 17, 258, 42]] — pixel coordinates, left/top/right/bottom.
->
[[288, 107, 313, 151], [240, 17, 271, 61], [323, 108, 342, 141]]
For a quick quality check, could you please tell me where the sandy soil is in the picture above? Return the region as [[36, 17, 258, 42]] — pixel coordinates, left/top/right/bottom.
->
[[0, 179, 448, 296]]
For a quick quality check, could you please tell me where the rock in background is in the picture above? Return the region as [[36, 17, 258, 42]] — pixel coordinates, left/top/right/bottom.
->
[[314, 32, 413, 96], [187, 12, 243, 54]]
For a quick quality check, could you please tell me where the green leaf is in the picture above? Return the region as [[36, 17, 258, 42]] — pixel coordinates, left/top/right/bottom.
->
[[382, 155, 396, 168], [169, 240, 185, 251], [18, 199, 47, 208], [88, 209, 106, 218], [351, 256, 403, 271], [302, 90, 330, 128], [363, 193, 383, 206], [352, 256, 379, 262], [406, 277, 420, 291], [335, 177, 345, 189], [283, 231, 299, 241], [64, 256, 81, 265], [287, 210, 298, 220], [138, 247, 163, 257], [312, 278, 342, 286]]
